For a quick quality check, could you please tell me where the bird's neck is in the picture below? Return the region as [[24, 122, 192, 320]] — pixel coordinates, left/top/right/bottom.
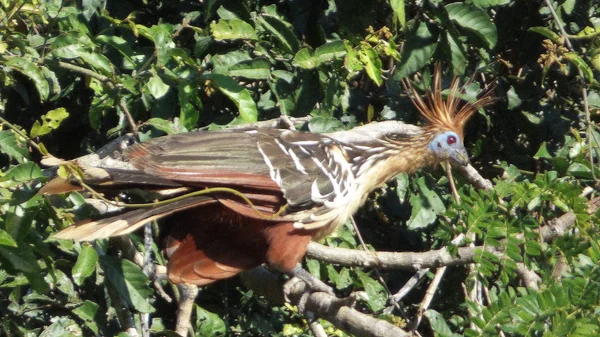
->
[[345, 135, 439, 193]]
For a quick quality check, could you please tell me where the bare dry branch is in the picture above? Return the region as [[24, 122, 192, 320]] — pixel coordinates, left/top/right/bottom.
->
[[307, 198, 595, 270]]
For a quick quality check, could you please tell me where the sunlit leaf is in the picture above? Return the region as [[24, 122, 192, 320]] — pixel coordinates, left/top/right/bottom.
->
[[206, 74, 258, 123], [211, 18, 257, 41], [72, 244, 98, 286]]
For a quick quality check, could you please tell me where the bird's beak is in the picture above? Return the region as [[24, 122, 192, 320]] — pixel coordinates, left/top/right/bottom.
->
[[450, 146, 470, 166]]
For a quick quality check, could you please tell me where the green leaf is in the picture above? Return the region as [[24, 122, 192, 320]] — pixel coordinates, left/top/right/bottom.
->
[[528, 27, 562, 43], [210, 19, 257, 41], [314, 40, 347, 63], [447, 31, 467, 74], [356, 270, 386, 312], [228, 58, 271, 79], [257, 15, 300, 54], [30, 108, 70, 138], [1, 162, 43, 184], [395, 21, 437, 78], [308, 116, 345, 133], [6, 57, 50, 100], [359, 47, 383, 86], [0, 229, 17, 248], [446, 3, 498, 48], [99, 256, 155, 313], [72, 244, 98, 286], [0, 245, 41, 274], [79, 52, 113, 76], [206, 74, 258, 123], [293, 41, 347, 69], [146, 74, 170, 99], [533, 142, 552, 159], [564, 52, 594, 81], [39, 317, 82, 337], [567, 162, 593, 179], [390, 0, 406, 27], [0, 131, 28, 163], [473, 0, 510, 7], [427, 309, 462, 337], [143, 117, 186, 135], [150, 24, 175, 65], [293, 48, 319, 69], [72, 300, 101, 334], [178, 83, 201, 130], [81, 0, 104, 20], [95, 35, 135, 65], [194, 305, 227, 337], [407, 177, 446, 229], [51, 269, 76, 297]]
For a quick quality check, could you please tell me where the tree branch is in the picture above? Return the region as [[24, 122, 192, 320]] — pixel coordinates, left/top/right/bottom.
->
[[241, 267, 410, 337], [307, 199, 596, 270]]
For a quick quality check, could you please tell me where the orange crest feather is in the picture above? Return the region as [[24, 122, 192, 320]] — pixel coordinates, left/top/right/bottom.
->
[[403, 64, 494, 138]]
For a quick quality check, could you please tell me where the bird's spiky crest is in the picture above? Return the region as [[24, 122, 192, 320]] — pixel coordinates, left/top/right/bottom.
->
[[403, 64, 494, 139]]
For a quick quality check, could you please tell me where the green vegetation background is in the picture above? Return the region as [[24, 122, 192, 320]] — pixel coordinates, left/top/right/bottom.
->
[[0, 0, 599, 336]]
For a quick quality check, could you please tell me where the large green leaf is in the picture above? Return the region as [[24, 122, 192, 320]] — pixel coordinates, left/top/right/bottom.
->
[[5, 57, 50, 100], [395, 21, 438, 79], [150, 24, 175, 65], [389, 0, 406, 27], [194, 305, 227, 337], [72, 301, 101, 334], [99, 256, 155, 313], [178, 82, 201, 130], [407, 177, 446, 229], [446, 3, 497, 49], [0, 131, 28, 163], [257, 15, 300, 54], [211, 18, 257, 41], [293, 41, 347, 69], [71, 244, 98, 286], [39, 317, 82, 337], [206, 74, 258, 123], [356, 270, 386, 312], [228, 58, 271, 79]]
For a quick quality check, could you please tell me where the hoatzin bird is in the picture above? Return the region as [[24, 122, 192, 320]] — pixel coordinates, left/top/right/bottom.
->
[[45, 69, 492, 287]]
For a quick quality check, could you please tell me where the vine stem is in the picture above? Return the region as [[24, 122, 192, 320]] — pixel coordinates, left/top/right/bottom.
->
[[0, 116, 48, 155]]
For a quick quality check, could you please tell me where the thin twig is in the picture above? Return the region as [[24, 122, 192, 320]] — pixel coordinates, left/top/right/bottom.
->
[[411, 267, 446, 332], [390, 269, 429, 303]]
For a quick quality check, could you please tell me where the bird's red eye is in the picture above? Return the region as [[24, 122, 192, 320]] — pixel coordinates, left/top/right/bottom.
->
[[447, 135, 457, 145]]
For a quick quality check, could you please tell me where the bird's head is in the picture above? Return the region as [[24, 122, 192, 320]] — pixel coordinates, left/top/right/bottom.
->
[[428, 131, 469, 166], [404, 65, 494, 167]]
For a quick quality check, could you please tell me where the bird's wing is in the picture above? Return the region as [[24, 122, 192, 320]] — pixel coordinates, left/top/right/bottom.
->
[[126, 129, 357, 212]]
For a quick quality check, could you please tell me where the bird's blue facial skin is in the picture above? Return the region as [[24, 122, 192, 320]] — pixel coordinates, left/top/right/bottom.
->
[[428, 131, 470, 166]]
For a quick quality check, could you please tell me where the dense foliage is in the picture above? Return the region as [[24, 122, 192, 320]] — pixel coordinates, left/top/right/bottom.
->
[[0, 0, 599, 336]]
